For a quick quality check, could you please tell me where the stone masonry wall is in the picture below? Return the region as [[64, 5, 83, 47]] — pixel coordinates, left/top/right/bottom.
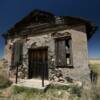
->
[[4, 33, 56, 80], [57, 25, 90, 81], [23, 33, 56, 79], [4, 25, 90, 82]]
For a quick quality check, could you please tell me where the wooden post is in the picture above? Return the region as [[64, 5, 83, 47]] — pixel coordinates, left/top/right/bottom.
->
[[16, 63, 18, 84], [42, 63, 44, 87], [42, 50, 45, 87]]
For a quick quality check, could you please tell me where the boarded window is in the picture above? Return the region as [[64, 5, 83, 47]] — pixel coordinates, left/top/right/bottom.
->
[[11, 41, 23, 67], [66, 39, 73, 66], [55, 39, 66, 67], [55, 37, 73, 67]]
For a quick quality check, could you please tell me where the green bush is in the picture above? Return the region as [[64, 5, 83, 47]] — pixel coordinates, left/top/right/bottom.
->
[[48, 84, 71, 90], [1, 84, 83, 100], [70, 85, 82, 97], [48, 84, 82, 97], [12, 86, 42, 94], [11, 86, 45, 100]]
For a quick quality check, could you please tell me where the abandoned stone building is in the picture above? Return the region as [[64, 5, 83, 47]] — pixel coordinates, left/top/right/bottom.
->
[[2, 10, 97, 83]]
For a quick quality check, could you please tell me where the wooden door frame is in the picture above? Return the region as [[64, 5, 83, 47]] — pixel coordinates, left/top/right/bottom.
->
[[28, 47, 48, 79]]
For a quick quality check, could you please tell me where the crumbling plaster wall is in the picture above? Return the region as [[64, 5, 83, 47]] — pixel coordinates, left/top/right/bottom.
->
[[23, 33, 56, 79], [4, 38, 21, 78], [4, 25, 90, 82], [4, 33, 56, 79], [57, 25, 90, 81]]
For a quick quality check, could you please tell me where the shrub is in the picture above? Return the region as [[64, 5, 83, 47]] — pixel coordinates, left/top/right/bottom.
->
[[68, 85, 82, 97], [47, 84, 71, 90], [45, 84, 82, 98], [12, 86, 42, 94]]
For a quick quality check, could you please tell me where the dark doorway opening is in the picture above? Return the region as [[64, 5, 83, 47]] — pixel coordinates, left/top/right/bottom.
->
[[28, 47, 48, 80]]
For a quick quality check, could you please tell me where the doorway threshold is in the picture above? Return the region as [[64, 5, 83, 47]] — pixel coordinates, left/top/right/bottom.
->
[[12, 78, 49, 90]]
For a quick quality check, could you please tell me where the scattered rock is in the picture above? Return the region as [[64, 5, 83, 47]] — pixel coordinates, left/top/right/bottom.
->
[[65, 77, 73, 83]]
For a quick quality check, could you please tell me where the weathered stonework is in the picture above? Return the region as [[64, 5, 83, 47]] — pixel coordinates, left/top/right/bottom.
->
[[57, 25, 90, 81], [3, 10, 96, 83], [4, 25, 90, 83]]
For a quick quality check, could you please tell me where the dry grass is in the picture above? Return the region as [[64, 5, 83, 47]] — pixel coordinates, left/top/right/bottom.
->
[[89, 59, 100, 86], [81, 86, 100, 100], [0, 59, 5, 78], [84, 59, 100, 100], [90, 64, 100, 74], [1, 84, 99, 100], [89, 59, 100, 65], [0, 85, 82, 100], [0, 59, 81, 100], [0, 59, 4, 75], [0, 59, 100, 100], [0, 59, 12, 89]]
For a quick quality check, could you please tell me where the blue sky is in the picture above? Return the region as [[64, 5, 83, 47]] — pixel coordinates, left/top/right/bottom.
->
[[0, 0, 100, 58]]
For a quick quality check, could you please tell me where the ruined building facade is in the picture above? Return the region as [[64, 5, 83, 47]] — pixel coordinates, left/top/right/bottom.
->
[[3, 10, 97, 82]]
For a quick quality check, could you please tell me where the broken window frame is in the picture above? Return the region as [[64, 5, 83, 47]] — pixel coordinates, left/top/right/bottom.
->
[[55, 36, 73, 68], [11, 40, 23, 68]]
